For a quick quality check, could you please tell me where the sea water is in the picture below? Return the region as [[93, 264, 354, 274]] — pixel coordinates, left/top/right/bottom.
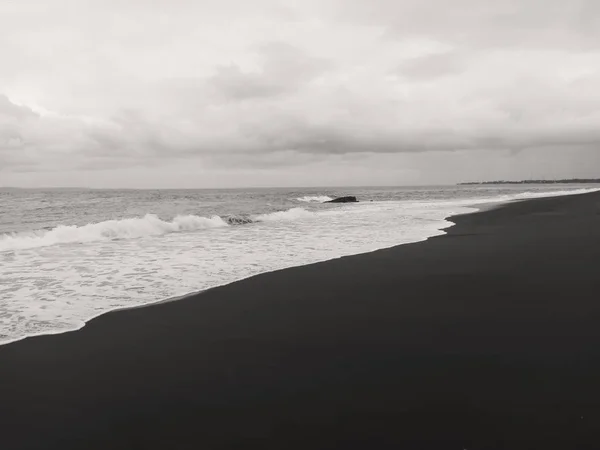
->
[[1, 185, 598, 345]]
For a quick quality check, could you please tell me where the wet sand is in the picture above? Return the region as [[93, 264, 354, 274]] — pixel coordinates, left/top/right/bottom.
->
[[1, 191, 600, 449]]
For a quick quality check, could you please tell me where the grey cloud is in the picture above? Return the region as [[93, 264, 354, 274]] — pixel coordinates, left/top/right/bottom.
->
[[340, 0, 600, 50], [205, 149, 325, 170], [0, 97, 156, 172], [0, 95, 38, 121], [209, 42, 332, 100], [396, 51, 467, 80], [0, 96, 38, 171], [258, 42, 331, 84], [237, 121, 600, 156], [3, 76, 600, 175], [2, 0, 600, 186], [209, 65, 287, 100]]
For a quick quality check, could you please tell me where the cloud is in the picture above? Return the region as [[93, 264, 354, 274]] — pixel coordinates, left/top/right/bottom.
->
[[336, 0, 600, 50], [396, 51, 467, 80], [1, 0, 600, 187], [208, 42, 332, 100]]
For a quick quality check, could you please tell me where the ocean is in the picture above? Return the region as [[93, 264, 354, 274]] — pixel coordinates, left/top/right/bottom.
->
[[1, 184, 598, 345]]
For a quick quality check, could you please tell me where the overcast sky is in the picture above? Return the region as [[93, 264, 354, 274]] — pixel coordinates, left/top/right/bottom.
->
[[1, 0, 599, 188]]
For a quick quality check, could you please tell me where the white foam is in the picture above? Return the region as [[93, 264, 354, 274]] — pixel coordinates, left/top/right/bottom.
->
[[253, 207, 316, 222], [511, 187, 600, 200], [295, 195, 333, 203], [0, 213, 229, 251], [0, 207, 332, 252]]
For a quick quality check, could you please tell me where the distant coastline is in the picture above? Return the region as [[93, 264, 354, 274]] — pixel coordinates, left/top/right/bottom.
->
[[458, 178, 600, 185]]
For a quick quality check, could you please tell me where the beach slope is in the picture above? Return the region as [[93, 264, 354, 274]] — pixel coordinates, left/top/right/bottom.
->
[[1, 191, 600, 449]]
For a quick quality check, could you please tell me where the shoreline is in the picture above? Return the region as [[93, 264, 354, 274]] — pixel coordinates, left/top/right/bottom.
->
[[0, 200, 470, 347], [2, 187, 599, 348], [2, 190, 600, 449], [3, 193, 553, 347]]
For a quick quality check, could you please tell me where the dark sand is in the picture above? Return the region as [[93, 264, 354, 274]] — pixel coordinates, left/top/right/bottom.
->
[[2, 191, 600, 449]]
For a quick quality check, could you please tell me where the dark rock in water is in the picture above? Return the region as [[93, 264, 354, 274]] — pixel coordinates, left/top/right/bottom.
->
[[326, 196, 359, 203], [225, 216, 254, 225]]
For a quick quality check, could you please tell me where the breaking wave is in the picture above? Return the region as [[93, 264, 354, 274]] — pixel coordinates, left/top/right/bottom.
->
[[0, 208, 316, 252], [296, 195, 333, 203], [0, 214, 228, 251], [3, 188, 598, 253]]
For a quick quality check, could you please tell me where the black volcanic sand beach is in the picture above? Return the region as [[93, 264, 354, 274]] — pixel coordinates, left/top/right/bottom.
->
[[2, 191, 600, 449]]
